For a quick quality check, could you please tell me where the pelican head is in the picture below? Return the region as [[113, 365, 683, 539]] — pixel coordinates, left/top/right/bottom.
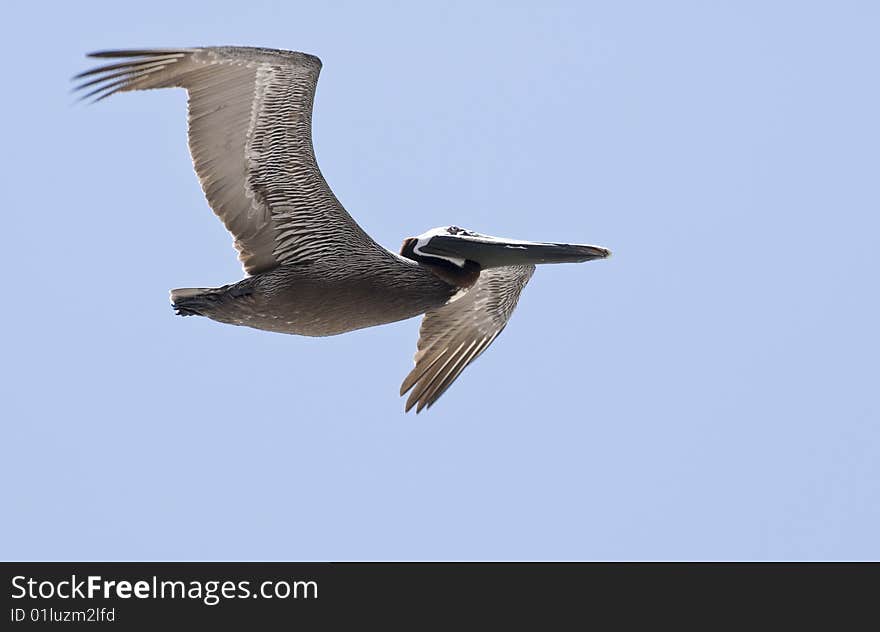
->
[[401, 225, 611, 270]]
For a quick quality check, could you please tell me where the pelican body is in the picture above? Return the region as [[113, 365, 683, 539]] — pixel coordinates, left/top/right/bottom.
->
[[171, 250, 456, 337], [75, 47, 610, 412]]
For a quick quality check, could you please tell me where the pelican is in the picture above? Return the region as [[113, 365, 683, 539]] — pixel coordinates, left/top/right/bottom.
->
[[74, 46, 611, 412]]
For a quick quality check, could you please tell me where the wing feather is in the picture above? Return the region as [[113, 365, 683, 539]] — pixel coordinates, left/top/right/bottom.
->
[[400, 265, 535, 412], [74, 46, 379, 274]]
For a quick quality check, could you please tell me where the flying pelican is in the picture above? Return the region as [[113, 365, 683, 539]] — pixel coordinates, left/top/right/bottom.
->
[[74, 46, 611, 412]]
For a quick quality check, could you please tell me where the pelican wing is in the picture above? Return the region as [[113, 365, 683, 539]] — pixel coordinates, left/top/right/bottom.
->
[[75, 47, 378, 274], [400, 265, 535, 413]]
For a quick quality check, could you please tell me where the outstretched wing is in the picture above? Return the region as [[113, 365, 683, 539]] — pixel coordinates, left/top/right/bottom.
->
[[75, 47, 379, 274], [400, 265, 535, 413]]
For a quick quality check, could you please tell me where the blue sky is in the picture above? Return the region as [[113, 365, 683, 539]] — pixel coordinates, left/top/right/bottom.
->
[[1, 1, 878, 560]]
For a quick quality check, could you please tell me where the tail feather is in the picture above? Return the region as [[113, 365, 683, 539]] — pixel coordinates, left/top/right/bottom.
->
[[170, 287, 217, 316]]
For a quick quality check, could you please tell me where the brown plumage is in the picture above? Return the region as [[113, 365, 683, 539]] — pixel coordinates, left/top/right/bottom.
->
[[74, 46, 610, 412]]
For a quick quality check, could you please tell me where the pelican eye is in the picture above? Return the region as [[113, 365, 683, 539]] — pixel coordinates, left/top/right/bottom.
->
[[447, 226, 476, 236]]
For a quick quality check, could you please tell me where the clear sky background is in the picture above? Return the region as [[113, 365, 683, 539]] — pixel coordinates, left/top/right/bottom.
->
[[1, 1, 877, 560]]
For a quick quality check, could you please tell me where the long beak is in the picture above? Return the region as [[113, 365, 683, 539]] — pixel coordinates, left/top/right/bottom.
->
[[418, 234, 611, 268]]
